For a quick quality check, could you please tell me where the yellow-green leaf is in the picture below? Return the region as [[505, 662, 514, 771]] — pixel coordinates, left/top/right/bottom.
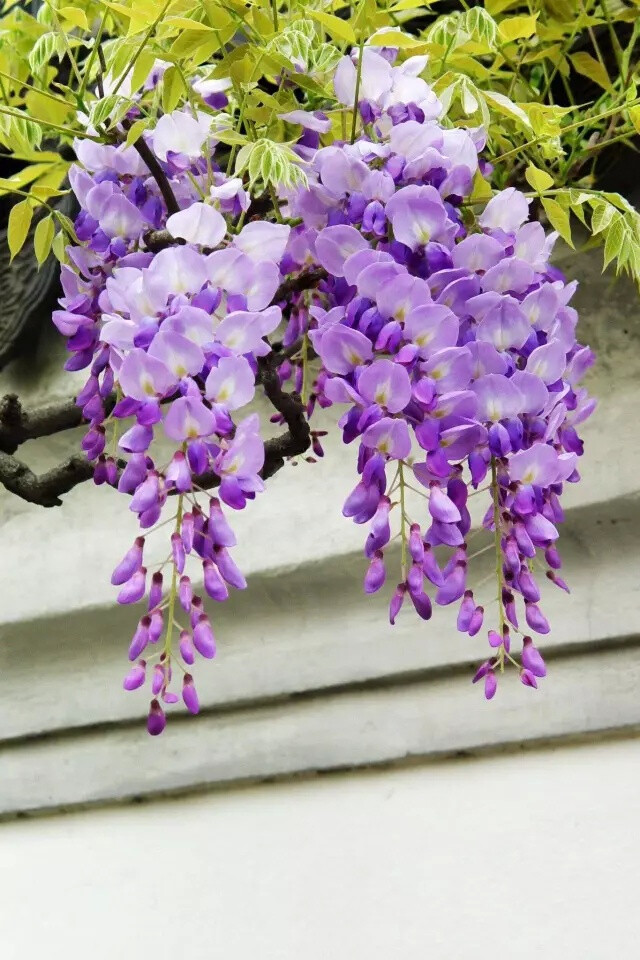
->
[[498, 14, 538, 42], [542, 197, 574, 248], [51, 228, 67, 263], [164, 17, 213, 32], [308, 11, 356, 46], [569, 52, 611, 91], [8, 199, 33, 261], [162, 65, 186, 114], [33, 212, 54, 266], [125, 118, 149, 147], [58, 6, 89, 31], [525, 163, 553, 192], [628, 106, 640, 135]]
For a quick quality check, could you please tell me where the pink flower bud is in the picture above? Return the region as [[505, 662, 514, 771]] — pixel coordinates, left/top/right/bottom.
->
[[128, 616, 150, 660], [151, 663, 165, 695], [203, 560, 229, 602], [171, 532, 186, 574], [147, 699, 166, 736], [181, 512, 195, 553], [208, 498, 237, 547], [521, 635, 547, 677], [179, 575, 193, 612], [484, 669, 497, 700], [123, 660, 146, 691], [148, 571, 163, 610], [179, 629, 195, 665], [111, 537, 144, 585], [520, 669, 538, 689], [525, 602, 550, 635], [117, 567, 147, 605], [364, 552, 386, 594], [182, 674, 200, 714], [389, 583, 406, 625], [468, 605, 484, 637], [193, 615, 216, 659], [457, 591, 475, 632], [409, 523, 424, 564], [148, 609, 163, 643]]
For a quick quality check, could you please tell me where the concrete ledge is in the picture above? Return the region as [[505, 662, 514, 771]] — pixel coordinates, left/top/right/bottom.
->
[[2, 640, 640, 818], [0, 493, 637, 743]]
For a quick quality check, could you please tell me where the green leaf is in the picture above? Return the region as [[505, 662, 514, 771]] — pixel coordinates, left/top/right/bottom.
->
[[8, 199, 33, 261], [542, 197, 574, 248], [162, 66, 187, 114], [33, 212, 54, 266], [51, 228, 67, 263], [308, 11, 356, 46], [525, 163, 553, 192], [569, 52, 611, 91], [602, 214, 624, 270], [28, 32, 65, 74], [591, 200, 615, 235]]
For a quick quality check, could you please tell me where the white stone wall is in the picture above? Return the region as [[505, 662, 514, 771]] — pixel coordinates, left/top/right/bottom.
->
[[2, 739, 639, 959]]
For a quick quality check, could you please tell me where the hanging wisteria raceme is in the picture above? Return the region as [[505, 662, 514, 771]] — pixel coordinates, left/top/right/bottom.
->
[[52, 42, 595, 733]]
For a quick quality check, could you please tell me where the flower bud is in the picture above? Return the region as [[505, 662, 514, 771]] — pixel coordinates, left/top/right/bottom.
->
[[203, 560, 229, 602], [123, 660, 146, 691], [193, 615, 216, 659], [182, 674, 200, 714], [364, 552, 386, 594], [147, 699, 166, 736], [111, 537, 144, 585], [179, 630, 195, 665], [118, 567, 147, 605]]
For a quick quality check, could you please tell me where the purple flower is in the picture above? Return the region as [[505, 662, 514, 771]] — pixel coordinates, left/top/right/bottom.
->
[[362, 417, 411, 459], [164, 396, 216, 442], [357, 359, 411, 413]]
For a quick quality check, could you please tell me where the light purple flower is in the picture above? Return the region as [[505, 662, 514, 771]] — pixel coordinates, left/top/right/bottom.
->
[[317, 325, 373, 375], [315, 225, 369, 276], [386, 185, 448, 250], [234, 222, 290, 263], [164, 396, 216, 442], [205, 356, 255, 410], [166, 202, 227, 247], [362, 417, 411, 459], [118, 349, 175, 401], [357, 359, 411, 413], [479, 188, 530, 233], [471, 374, 523, 422]]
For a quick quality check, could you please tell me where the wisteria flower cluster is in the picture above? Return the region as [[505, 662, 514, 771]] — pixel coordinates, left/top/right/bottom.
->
[[52, 42, 595, 733]]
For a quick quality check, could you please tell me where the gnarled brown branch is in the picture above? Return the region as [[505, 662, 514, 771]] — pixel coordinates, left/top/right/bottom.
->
[[0, 451, 94, 507]]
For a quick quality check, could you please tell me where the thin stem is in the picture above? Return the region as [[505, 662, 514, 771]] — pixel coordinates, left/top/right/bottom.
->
[[490, 457, 506, 672], [0, 69, 73, 109], [350, 36, 365, 144], [301, 333, 310, 406], [79, 7, 110, 101], [271, 0, 279, 31], [163, 493, 184, 663], [398, 461, 408, 579]]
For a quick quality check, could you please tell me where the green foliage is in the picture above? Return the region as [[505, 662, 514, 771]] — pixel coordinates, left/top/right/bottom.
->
[[0, 0, 637, 280]]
